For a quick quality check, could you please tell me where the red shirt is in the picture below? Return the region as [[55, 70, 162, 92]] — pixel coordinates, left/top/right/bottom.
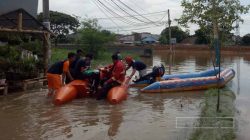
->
[[111, 60, 125, 84]]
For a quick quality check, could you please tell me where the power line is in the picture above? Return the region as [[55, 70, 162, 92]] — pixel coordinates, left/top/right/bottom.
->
[[104, 21, 167, 29], [118, 24, 165, 32], [95, 0, 135, 25], [127, 0, 146, 13], [90, 0, 168, 34], [102, 12, 167, 29], [102, 0, 145, 25], [95, 0, 138, 25], [95, 10, 167, 20], [94, 0, 168, 25], [92, 0, 129, 34], [102, 0, 151, 24], [116, 0, 162, 26], [110, 0, 150, 24]]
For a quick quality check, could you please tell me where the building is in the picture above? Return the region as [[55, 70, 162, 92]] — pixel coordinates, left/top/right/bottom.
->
[[118, 35, 135, 44], [142, 36, 159, 44], [140, 32, 152, 39], [117, 32, 160, 45]]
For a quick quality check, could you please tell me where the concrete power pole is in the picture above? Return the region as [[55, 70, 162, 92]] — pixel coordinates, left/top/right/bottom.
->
[[167, 9, 172, 75], [43, 0, 51, 73], [43, 0, 50, 28], [168, 9, 171, 47], [235, 19, 240, 45]]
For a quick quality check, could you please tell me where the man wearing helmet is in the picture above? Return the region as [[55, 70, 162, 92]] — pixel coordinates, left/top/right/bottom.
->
[[96, 54, 126, 100], [124, 56, 147, 80]]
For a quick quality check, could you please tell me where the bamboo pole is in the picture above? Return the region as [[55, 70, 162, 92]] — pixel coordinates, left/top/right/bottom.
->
[[43, 33, 50, 74], [211, 0, 221, 112], [0, 27, 51, 34], [43, 0, 51, 75]]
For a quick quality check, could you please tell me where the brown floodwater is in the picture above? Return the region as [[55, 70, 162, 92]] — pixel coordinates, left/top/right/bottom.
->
[[0, 50, 249, 140]]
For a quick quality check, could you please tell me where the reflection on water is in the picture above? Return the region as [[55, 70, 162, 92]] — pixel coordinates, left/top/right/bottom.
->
[[0, 50, 250, 140], [236, 57, 241, 95]]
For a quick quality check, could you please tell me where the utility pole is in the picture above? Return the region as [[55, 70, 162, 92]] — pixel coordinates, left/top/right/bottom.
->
[[235, 19, 240, 46], [167, 9, 172, 74], [43, 0, 51, 74], [43, 0, 50, 28], [168, 9, 171, 47]]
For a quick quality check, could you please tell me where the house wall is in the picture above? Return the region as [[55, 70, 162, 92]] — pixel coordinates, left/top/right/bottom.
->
[[140, 33, 151, 39], [119, 35, 135, 43]]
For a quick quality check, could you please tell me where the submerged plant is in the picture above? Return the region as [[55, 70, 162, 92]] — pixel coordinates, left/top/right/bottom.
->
[[190, 88, 236, 140]]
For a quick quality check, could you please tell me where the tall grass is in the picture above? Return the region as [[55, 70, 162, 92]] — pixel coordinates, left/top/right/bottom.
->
[[51, 48, 139, 68], [190, 88, 236, 140]]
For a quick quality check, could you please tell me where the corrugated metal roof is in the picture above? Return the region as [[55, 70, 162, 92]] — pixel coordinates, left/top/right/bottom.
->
[[142, 36, 157, 42], [0, 8, 50, 33], [0, 0, 38, 17]]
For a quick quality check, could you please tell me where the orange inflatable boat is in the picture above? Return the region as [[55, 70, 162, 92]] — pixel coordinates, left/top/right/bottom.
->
[[107, 77, 130, 104], [53, 80, 89, 105], [53, 68, 131, 105]]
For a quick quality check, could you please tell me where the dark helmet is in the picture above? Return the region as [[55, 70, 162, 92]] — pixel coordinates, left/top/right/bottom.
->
[[152, 64, 165, 77]]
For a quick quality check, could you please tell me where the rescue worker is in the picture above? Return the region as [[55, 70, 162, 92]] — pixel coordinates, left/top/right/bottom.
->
[[71, 49, 83, 69], [96, 54, 125, 100], [69, 49, 83, 79], [115, 51, 122, 60], [46, 52, 76, 96], [74, 53, 93, 80], [133, 64, 165, 83], [124, 56, 147, 80], [98, 51, 122, 83], [74, 53, 100, 94]]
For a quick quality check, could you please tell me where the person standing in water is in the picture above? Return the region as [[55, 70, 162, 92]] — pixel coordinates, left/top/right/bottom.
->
[[46, 52, 76, 96], [69, 49, 83, 80]]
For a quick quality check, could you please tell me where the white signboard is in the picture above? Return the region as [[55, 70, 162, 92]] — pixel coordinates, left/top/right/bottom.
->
[[170, 38, 177, 44]]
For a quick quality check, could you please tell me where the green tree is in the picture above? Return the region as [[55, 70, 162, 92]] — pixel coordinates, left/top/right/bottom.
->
[[159, 36, 168, 44], [242, 34, 250, 45], [37, 11, 80, 44], [177, 0, 249, 112], [195, 25, 234, 45], [160, 26, 189, 44], [77, 19, 115, 57], [177, 0, 250, 46], [195, 27, 211, 44]]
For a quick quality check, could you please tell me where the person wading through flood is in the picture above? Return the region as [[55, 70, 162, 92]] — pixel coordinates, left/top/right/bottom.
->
[[74, 53, 93, 79], [69, 49, 83, 82], [96, 54, 125, 100], [124, 56, 147, 80], [73, 53, 99, 94], [46, 52, 76, 96]]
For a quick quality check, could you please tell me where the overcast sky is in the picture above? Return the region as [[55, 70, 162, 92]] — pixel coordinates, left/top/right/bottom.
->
[[38, 0, 250, 36]]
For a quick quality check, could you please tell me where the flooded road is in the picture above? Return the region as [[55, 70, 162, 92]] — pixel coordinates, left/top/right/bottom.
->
[[0, 50, 249, 140]]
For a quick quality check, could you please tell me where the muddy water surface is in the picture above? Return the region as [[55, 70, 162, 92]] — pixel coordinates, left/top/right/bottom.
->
[[0, 50, 249, 140]]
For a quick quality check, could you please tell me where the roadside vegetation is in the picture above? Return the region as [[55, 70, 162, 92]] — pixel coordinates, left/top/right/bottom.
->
[[51, 48, 139, 68], [0, 41, 44, 80], [190, 88, 236, 140]]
